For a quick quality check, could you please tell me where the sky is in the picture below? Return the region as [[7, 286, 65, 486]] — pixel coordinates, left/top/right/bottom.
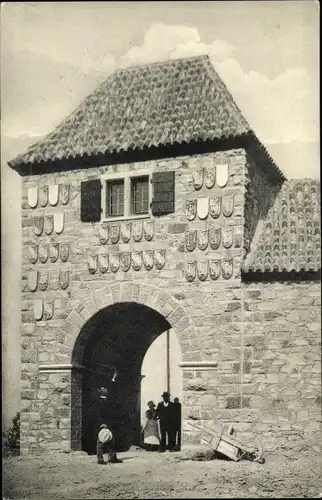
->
[[1, 0, 320, 428]]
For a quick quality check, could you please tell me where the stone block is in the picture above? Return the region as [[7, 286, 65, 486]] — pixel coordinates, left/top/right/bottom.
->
[[225, 396, 241, 409]]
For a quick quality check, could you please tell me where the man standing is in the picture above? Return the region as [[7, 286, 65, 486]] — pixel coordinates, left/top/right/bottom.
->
[[155, 392, 175, 452], [173, 397, 182, 451]]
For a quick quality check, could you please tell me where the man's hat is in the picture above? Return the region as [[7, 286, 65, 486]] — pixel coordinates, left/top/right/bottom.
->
[[147, 400, 155, 406], [100, 424, 108, 429], [162, 391, 170, 397]]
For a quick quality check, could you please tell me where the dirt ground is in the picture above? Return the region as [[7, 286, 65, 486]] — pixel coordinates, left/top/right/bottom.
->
[[3, 446, 322, 499]]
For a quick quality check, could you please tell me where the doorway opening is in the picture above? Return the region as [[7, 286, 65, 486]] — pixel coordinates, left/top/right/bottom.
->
[[74, 301, 178, 454], [140, 329, 182, 449], [140, 330, 182, 422]]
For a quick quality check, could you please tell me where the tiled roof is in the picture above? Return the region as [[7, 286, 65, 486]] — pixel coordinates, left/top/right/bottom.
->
[[9, 55, 283, 180], [243, 179, 321, 274]]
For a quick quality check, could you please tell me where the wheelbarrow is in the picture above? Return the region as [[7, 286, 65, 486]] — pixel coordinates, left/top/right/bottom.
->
[[187, 421, 264, 463]]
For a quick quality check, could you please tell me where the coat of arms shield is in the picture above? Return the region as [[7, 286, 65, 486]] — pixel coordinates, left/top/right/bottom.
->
[[209, 259, 220, 280], [44, 215, 54, 235], [38, 271, 48, 291], [39, 244, 48, 263], [223, 193, 234, 218], [34, 216, 44, 236], [209, 226, 221, 250], [143, 250, 154, 270], [234, 226, 243, 248], [132, 221, 143, 242], [59, 270, 69, 290], [43, 300, 54, 320], [99, 225, 109, 245], [120, 252, 131, 272], [132, 251, 143, 271], [197, 197, 209, 220], [34, 300, 43, 321], [28, 271, 38, 292], [60, 184, 70, 205], [59, 243, 69, 262], [185, 200, 196, 221], [110, 223, 120, 244], [198, 261, 208, 281], [28, 243, 38, 264], [143, 220, 154, 241], [185, 261, 196, 282], [110, 253, 120, 273], [216, 163, 229, 187], [198, 229, 208, 251], [192, 168, 204, 190], [210, 197, 221, 219], [121, 222, 131, 243], [48, 185, 59, 206], [185, 230, 197, 252], [222, 227, 233, 249], [54, 213, 64, 234], [28, 187, 38, 208], [154, 249, 166, 270], [204, 167, 215, 189], [87, 255, 98, 274], [222, 258, 233, 279], [88, 255, 98, 274], [98, 253, 109, 273], [39, 186, 48, 207]]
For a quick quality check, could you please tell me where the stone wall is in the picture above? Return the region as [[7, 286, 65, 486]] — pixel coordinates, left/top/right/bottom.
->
[[240, 280, 321, 452], [19, 149, 248, 454], [192, 280, 321, 453], [18, 147, 321, 456]]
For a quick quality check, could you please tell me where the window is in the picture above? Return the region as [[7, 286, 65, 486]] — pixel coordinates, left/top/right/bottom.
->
[[106, 180, 124, 217], [81, 170, 174, 223], [102, 172, 151, 220], [131, 176, 149, 215]]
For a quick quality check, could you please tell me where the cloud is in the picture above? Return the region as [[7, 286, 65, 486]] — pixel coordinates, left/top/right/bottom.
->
[[120, 23, 319, 145], [122, 23, 235, 66]]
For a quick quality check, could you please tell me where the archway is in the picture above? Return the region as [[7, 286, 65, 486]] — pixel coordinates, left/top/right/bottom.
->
[[73, 301, 172, 454]]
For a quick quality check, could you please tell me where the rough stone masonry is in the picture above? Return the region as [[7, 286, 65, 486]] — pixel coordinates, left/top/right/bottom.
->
[[18, 148, 321, 455]]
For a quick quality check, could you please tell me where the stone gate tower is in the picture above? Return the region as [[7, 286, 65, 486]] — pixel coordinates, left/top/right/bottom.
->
[[9, 55, 321, 455]]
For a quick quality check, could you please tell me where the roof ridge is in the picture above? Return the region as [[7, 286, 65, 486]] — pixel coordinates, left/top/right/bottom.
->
[[114, 54, 210, 73]]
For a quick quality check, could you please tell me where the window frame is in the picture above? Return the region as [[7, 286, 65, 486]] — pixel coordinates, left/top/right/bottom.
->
[[101, 169, 153, 222]]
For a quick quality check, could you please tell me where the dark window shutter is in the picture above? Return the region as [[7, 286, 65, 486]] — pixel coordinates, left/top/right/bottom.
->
[[151, 171, 175, 216], [81, 179, 102, 222]]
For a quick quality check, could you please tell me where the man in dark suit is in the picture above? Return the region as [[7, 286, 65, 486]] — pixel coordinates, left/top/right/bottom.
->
[[173, 397, 182, 451], [155, 391, 175, 452]]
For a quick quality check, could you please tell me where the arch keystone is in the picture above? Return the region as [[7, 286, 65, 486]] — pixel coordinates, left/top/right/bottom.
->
[[120, 283, 133, 302]]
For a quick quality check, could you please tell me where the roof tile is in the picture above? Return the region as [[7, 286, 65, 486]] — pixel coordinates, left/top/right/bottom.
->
[[9, 55, 282, 178], [243, 179, 321, 274]]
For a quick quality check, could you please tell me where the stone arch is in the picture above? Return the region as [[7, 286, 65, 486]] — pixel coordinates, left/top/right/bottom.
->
[[53, 281, 202, 365]]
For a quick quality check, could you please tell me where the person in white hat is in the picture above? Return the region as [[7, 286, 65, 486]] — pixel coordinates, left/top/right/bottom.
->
[[97, 424, 123, 465]]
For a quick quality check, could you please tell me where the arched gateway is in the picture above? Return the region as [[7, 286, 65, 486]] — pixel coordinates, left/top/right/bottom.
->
[[56, 282, 200, 453]]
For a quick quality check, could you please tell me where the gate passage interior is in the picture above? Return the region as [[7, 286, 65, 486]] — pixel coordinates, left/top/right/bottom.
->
[[76, 301, 181, 454]]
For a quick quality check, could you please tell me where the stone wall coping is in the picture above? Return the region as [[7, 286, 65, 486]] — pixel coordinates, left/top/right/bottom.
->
[[38, 364, 85, 372], [179, 361, 218, 371]]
